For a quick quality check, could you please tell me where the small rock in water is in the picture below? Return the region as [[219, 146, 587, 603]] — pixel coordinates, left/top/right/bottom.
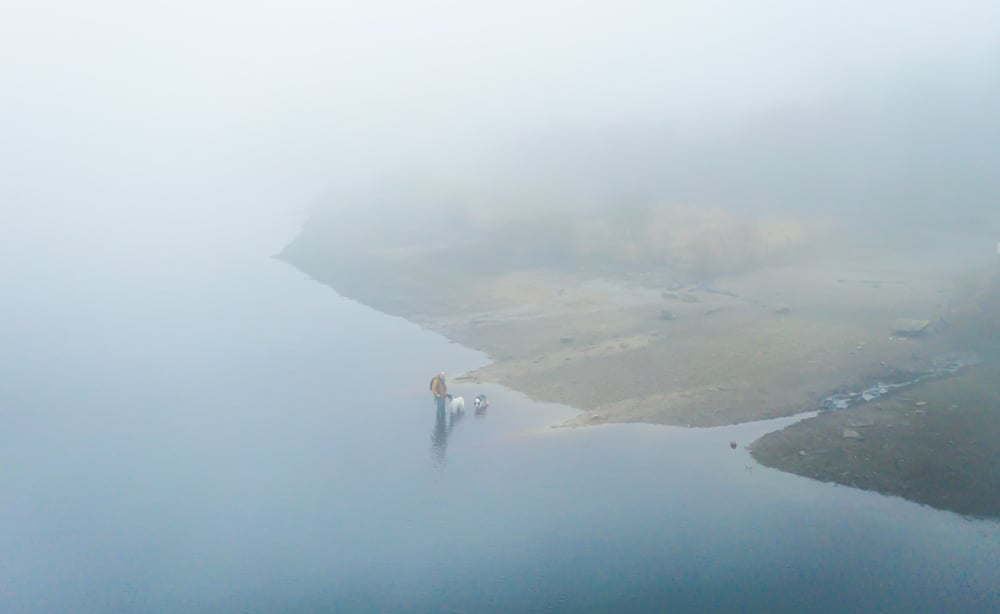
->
[[892, 318, 932, 337], [914, 401, 928, 407], [730, 440, 738, 450], [843, 429, 863, 439]]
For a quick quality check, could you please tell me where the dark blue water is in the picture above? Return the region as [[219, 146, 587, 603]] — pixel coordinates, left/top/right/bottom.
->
[[2, 232, 999, 613]]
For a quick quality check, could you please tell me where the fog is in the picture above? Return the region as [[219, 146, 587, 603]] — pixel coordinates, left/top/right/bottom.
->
[[3, 2, 1000, 611], [4, 1, 1000, 251]]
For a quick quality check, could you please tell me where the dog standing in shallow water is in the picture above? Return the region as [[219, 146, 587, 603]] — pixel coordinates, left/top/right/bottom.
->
[[445, 394, 464, 414], [474, 394, 489, 413]]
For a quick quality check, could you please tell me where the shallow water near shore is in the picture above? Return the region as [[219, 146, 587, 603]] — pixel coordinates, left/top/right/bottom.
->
[[2, 244, 999, 613]]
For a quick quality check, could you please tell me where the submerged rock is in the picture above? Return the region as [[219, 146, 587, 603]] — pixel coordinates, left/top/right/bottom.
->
[[843, 428, 863, 439], [892, 318, 931, 337]]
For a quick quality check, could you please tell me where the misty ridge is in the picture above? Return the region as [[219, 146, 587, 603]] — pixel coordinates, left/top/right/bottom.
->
[[288, 66, 1000, 281]]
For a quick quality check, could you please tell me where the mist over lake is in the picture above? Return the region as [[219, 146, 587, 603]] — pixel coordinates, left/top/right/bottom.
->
[[3, 1, 1000, 612]]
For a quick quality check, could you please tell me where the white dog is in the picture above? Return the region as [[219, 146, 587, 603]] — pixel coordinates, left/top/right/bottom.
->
[[445, 394, 465, 414]]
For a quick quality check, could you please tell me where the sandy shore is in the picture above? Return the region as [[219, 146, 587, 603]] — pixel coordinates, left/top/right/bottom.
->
[[278, 220, 1000, 516], [278, 234, 988, 429]]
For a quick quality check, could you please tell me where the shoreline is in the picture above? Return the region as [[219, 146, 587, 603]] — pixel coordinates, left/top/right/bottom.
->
[[276, 232, 1000, 518], [749, 360, 1000, 519], [276, 237, 986, 430]]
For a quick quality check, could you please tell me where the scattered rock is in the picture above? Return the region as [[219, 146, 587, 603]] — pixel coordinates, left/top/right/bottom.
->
[[843, 429, 863, 439], [847, 418, 875, 428], [892, 318, 931, 337], [659, 309, 677, 321]]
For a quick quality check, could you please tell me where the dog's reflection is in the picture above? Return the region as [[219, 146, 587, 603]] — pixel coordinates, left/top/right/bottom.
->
[[430, 394, 490, 465]]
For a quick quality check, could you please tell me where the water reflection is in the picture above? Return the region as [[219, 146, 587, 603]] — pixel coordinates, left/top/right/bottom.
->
[[430, 405, 465, 466]]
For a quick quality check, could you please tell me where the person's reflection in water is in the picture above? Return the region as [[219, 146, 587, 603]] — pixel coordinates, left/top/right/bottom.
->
[[430, 404, 464, 466], [430, 406, 448, 465]]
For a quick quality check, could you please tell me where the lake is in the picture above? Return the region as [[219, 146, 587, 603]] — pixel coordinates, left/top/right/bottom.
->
[[2, 229, 999, 613]]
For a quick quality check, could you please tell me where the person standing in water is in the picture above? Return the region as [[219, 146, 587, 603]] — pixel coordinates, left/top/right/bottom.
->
[[429, 371, 447, 412]]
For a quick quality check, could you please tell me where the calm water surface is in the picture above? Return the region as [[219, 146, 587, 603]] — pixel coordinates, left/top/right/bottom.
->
[[2, 238, 999, 613]]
